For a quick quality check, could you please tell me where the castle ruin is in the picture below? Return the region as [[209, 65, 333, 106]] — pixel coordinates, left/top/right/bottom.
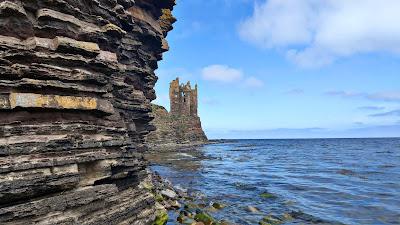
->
[[169, 77, 198, 116], [147, 77, 207, 145]]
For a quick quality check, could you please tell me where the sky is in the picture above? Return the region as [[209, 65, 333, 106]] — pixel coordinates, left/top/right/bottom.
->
[[153, 0, 400, 139]]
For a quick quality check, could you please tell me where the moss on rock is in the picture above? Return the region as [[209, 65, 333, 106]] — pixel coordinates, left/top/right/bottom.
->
[[153, 210, 169, 225]]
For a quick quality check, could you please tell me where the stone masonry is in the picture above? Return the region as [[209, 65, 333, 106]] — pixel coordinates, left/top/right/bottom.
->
[[169, 77, 197, 117], [147, 78, 207, 145]]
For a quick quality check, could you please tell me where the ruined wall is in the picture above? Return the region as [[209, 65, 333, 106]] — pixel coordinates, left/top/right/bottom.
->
[[169, 77, 198, 117], [169, 77, 181, 116], [149, 77, 207, 145], [0, 0, 175, 224], [147, 104, 208, 145]]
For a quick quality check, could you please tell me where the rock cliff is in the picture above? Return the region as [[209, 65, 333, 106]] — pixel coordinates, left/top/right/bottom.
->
[[0, 0, 175, 224], [147, 104, 208, 145], [147, 78, 207, 145]]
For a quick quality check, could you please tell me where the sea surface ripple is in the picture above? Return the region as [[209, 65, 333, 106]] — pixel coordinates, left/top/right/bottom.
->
[[149, 138, 400, 225]]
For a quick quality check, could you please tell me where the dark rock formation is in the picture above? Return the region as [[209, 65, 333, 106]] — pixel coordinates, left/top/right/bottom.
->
[[0, 0, 175, 224], [147, 78, 207, 145]]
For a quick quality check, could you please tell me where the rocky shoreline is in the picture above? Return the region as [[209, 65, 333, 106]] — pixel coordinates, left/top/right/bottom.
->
[[145, 143, 344, 225], [148, 172, 297, 225]]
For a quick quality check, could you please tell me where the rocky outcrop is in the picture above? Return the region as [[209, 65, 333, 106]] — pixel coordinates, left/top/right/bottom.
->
[[146, 104, 208, 145], [0, 0, 175, 224]]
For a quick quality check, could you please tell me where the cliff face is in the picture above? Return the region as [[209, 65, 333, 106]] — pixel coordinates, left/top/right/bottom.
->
[[0, 0, 175, 224], [147, 104, 208, 145]]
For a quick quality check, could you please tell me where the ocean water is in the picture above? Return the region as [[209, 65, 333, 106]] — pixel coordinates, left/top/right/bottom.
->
[[149, 138, 400, 225]]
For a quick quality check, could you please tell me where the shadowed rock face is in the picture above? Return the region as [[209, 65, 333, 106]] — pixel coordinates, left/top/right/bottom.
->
[[147, 104, 208, 145], [0, 0, 175, 224]]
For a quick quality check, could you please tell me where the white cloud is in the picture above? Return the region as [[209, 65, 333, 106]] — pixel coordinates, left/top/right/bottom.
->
[[201, 64, 243, 82], [244, 76, 264, 88], [201, 65, 264, 88], [239, 0, 400, 67]]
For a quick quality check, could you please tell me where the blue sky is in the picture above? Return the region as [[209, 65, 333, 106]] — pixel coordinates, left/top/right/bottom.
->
[[154, 0, 400, 139]]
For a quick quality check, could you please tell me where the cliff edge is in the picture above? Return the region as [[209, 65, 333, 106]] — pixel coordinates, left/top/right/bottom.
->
[[0, 0, 175, 224], [147, 78, 208, 145], [147, 104, 208, 145]]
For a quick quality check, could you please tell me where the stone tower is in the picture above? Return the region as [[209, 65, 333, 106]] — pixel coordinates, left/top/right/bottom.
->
[[148, 77, 207, 144], [169, 77, 198, 116]]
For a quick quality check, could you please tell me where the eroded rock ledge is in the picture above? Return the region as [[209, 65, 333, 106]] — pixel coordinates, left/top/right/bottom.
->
[[146, 104, 208, 146], [0, 0, 175, 224]]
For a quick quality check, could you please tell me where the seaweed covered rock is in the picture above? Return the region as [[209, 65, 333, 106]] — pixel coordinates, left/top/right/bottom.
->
[[0, 0, 175, 224]]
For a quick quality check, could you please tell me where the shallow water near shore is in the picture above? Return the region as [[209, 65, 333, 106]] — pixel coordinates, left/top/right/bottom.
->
[[146, 138, 400, 225]]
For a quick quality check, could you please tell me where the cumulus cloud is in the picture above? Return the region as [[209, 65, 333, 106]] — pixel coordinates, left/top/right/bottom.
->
[[202, 65, 243, 82], [239, 0, 400, 67], [201, 64, 264, 88], [244, 76, 264, 88], [326, 90, 400, 102]]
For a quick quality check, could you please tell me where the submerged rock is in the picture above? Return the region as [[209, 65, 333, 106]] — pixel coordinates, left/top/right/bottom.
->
[[247, 206, 260, 213], [260, 192, 277, 199], [194, 212, 216, 225], [212, 202, 226, 210], [261, 215, 283, 225]]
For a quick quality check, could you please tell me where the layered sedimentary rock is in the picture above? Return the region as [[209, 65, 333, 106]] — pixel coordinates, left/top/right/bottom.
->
[[147, 104, 208, 145], [0, 0, 175, 224]]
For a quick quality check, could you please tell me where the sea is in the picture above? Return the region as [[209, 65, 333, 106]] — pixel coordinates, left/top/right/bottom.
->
[[148, 138, 400, 225]]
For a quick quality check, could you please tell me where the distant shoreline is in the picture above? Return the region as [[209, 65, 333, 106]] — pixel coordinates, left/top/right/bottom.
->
[[209, 137, 400, 141]]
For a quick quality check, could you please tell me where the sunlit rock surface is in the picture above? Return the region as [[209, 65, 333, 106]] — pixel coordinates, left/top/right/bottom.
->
[[0, 0, 175, 224]]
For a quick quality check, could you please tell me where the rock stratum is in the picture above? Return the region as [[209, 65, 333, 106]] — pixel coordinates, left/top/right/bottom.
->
[[0, 0, 175, 224], [147, 104, 208, 145]]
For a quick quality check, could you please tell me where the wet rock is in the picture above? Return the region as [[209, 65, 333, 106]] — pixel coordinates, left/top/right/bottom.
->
[[161, 189, 178, 199], [153, 210, 169, 225], [219, 220, 232, 225], [289, 211, 326, 223], [247, 206, 260, 213], [185, 203, 201, 212], [170, 200, 182, 209], [142, 181, 155, 191], [337, 169, 356, 176], [282, 213, 293, 221], [206, 206, 218, 213], [261, 215, 283, 225], [155, 194, 165, 202], [194, 212, 216, 225], [260, 192, 277, 199], [193, 222, 205, 225], [212, 202, 226, 210]]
